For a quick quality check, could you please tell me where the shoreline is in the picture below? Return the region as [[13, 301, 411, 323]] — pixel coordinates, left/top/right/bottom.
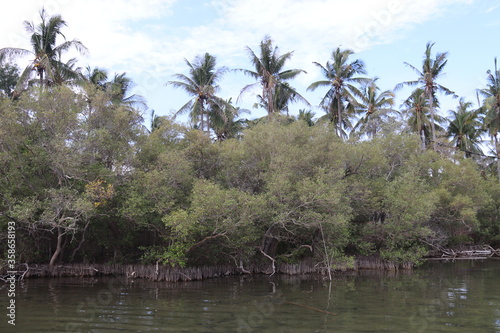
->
[[0, 256, 463, 282]]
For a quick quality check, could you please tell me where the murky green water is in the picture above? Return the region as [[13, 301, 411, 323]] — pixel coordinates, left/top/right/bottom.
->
[[1, 259, 500, 332]]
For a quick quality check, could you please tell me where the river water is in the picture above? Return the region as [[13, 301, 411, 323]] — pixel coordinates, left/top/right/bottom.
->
[[1, 259, 500, 332]]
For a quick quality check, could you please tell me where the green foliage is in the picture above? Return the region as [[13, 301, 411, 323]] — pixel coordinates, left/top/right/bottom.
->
[[2, 14, 500, 269], [161, 179, 265, 266], [0, 62, 20, 97]]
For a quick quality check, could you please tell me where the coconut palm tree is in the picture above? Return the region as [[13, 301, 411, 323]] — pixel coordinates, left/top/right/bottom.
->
[[297, 109, 316, 126], [81, 66, 108, 90], [402, 88, 445, 149], [253, 81, 308, 116], [308, 47, 370, 138], [478, 58, 500, 179], [107, 72, 145, 109], [446, 98, 484, 158], [0, 8, 87, 94], [353, 79, 395, 138], [240, 35, 308, 117], [210, 98, 249, 141], [167, 53, 228, 133], [395, 42, 455, 147]]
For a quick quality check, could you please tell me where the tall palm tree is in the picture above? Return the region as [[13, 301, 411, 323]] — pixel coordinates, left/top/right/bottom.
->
[[446, 98, 484, 158], [478, 58, 500, 179], [253, 81, 308, 116], [395, 42, 455, 146], [167, 53, 228, 133], [0, 8, 87, 94], [402, 88, 445, 149], [240, 35, 308, 117], [308, 47, 370, 138], [353, 79, 395, 138]]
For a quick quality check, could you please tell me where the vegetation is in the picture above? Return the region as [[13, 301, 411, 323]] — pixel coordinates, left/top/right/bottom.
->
[[2, 10, 500, 274]]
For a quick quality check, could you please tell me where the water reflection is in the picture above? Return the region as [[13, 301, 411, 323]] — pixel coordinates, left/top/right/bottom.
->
[[1, 260, 500, 332]]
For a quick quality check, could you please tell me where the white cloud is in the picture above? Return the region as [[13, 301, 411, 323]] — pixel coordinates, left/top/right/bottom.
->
[[1, 0, 471, 75], [0, 0, 475, 116]]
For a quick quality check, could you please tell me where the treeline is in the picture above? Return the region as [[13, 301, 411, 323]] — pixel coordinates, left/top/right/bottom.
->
[[1, 9, 500, 270], [1, 87, 500, 269]]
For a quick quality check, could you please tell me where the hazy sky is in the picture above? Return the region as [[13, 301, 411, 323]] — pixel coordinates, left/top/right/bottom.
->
[[1, 0, 499, 125]]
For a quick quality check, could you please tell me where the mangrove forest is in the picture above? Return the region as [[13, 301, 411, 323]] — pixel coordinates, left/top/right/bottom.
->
[[2, 9, 500, 276]]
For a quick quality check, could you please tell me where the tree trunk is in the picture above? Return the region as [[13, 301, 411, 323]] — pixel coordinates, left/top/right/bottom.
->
[[200, 105, 205, 133], [429, 93, 436, 149], [39, 68, 44, 87], [337, 94, 342, 138], [495, 135, 500, 182], [417, 109, 425, 149], [205, 111, 210, 134], [49, 227, 64, 266], [421, 129, 426, 150]]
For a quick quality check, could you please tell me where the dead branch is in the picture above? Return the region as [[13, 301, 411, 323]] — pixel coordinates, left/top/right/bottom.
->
[[258, 247, 276, 277], [187, 231, 228, 253]]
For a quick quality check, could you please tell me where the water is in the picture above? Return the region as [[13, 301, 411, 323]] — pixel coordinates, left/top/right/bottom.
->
[[1, 259, 500, 332]]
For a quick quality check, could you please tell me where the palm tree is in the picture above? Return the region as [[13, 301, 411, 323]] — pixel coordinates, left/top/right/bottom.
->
[[297, 109, 316, 126], [167, 53, 228, 133], [478, 58, 500, 179], [51, 57, 82, 86], [446, 98, 484, 158], [107, 72, 145, 109], [395, 42, 455, 146], [402, 88, 445, 149], [81, 66, 108, 90], [0, 8, 87, 94], [210, 98, 249, 141], [308, 47, 370, 138], [240, 35, 308, 117], [148, 109, 164, 133], [253, 81, 308, 116], [353, 79, 395, 138]]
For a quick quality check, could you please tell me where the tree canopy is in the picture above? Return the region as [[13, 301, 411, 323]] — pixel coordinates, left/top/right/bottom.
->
[[2, 11, 500, 272]]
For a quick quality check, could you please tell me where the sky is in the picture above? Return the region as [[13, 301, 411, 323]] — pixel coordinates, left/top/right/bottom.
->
[[1, 0, 499, 127]]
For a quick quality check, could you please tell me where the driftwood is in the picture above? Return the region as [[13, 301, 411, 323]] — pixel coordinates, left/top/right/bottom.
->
[[0, 263, 29, 281], [426, 244, 500, 259]]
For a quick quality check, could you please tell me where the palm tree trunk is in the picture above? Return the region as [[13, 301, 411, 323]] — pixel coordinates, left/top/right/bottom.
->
[[428, 93, 436, 148], [205, 112, 210, 134], [417, 109, 425, 149], [266, 85, 274, 117], [200, 104, 205, 133], [495, 135, 500, 182], [39, 68, 45, 87], [337, 95, 342, 138]]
